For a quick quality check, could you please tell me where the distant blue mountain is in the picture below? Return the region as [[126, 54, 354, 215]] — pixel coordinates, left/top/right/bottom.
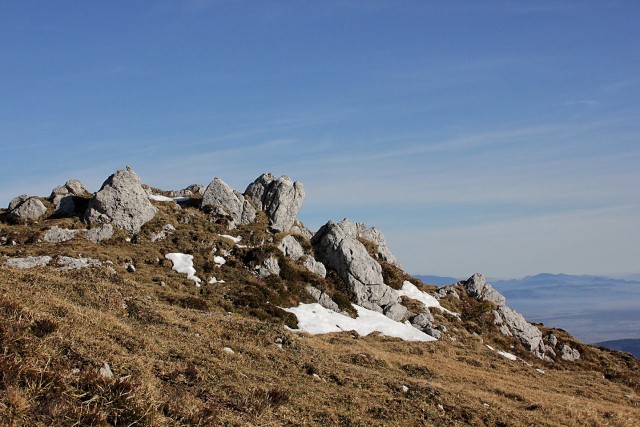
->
[[488, 273, 640, 343], [412, 272, 640, 343], [595, 339, 640, 359], [413, 275, 460, 286]]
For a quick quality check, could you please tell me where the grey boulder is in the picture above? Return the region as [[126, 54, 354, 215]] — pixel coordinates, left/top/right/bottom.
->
[[561, 345, 581, 361], [57, 256, 102, 270], [5, 256, 52, 269], [84, 224, 114, 244], [169, 184, 205, 197], [202, 177, 256, 225], [49, 179, 89, 217], [303, 256, 327, 278], [85, 167, 157, 234], [461, 273, 544, 357], [277, 235, 305, 260], [256, 256, 280, 278], [7, 196, 47, 223], [311, 219, 400, 314], [44, 226, 80, 243], [245, 173, 305, 232], [305, 285, 342, 313]]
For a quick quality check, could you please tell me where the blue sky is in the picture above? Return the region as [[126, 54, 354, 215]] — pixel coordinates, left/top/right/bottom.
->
[[1, 1, 639, 278]]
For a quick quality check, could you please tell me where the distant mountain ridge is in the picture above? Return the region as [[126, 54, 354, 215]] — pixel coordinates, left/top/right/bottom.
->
[[596, 339, 640, 359]]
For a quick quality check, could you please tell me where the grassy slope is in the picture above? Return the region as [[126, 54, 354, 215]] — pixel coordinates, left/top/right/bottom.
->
[[0, 202, 639, 426]]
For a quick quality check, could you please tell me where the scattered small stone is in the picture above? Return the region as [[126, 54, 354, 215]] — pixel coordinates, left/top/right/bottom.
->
[[5, 256, 52, 269], [483, 403, 490, 408], [536, 368, 545, 375], [312, 373, 323, 381], [71, 368, 80, 375], [223, 347, 234, 355], [437, 404, 444, 411], [126, 263, 136, 273], [99, 362, 114, 379], [402, 385, 409, 393]]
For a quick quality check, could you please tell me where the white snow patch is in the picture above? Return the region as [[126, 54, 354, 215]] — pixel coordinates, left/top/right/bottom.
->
[[213, 256, 226, 266], [218, 234, 242, 244], [208, 276, 226, 284], [536, 368, 545, 375], [402, 385, 409, 393], [165, 253, 202, 286], [284, 303, 436, 342], [398, 281, 458, 315], [497, 350, 517, 361], [149, 194, 190, 203], [149, 194, 174, 202]]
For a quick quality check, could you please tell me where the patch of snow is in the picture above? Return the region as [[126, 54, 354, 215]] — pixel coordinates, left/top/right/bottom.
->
[[398, 281, 458, 316], [149, 194, 175, 202], [235, 244, 248, 248], [218, 234, 242, 244], [486, 345, 495, 351], [536, 368, 545, 375], [497, 350, 517, 361], [284, 303, 436, 342], [213, 256, 226, 266], [402, 385, 409, 393], [165, 253, 202, 286], [208, 276, 226, 284]]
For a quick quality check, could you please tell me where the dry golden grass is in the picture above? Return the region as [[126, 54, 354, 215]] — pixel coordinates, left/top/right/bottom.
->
[[0, 204, 639, 426]]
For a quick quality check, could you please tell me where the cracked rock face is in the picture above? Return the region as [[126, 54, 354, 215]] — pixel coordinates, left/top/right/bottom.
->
[[44, 226, 80, 243], [311, 219, 400, 314], [4, 256, 52, 269], [85, 167, 157, 234], [245, 173, 305, 232], [277, 235, 305, 260], [7, 196, 47, 223], [202, 177, 256, 225], [461, 273, 544, 357]]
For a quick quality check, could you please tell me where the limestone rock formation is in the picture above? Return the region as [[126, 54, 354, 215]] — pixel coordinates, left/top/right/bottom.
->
[[57, 256, 102, 270], [202, 177, 256, 225], [353, 222, 401, 268], [277, 235, 304, 260], [169, 184, 205, 198], [245, 173, 305, 232], [311, 219, 400, 314], [4, 256, 52, 269], [256, 256, 280, 278], [303, 256, 327, 278], [44, 226, 80, 243], [460, 274, 544, 357], [85, 167, 157, 234], [305, 285, 341, 313], [7, 196, 47, 223], [561, 345, 581, 361], [49, 179, 89, 217], [84, 224, 114, 243]]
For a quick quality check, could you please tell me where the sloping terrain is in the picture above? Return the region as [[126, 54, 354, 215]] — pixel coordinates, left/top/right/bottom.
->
[[1, 169, 639, 426]]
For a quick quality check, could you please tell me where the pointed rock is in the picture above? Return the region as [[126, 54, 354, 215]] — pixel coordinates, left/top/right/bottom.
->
[[85, 167, 157, 234], [311, 219, 400, 313], [245, 173, 305, 232], [202, 177, 256, 225]]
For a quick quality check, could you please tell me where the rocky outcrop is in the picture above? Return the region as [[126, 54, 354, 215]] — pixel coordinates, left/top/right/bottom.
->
[[150, 224, 176, 243], [245, 173, 305, 232], [44, 226, 80, 243], [305, 286, 341, 313], [353, 222, 401, 268], [561, 345, 581, 361], [57, 256, 102, 270], [202, 178, 256, 225], [303, 256, 327, 278], [460, 274, 544, 357], [4, 256, 52, 269], [7, 196, 47, 223], [256, 256, 280, 278], [85, 167, 157, 234], [311, 219, 400, 315], [84, 224, 114, 244], [49, 179, 89, 217], [169, 184, 205, 198], [277, 235, 304, 260]]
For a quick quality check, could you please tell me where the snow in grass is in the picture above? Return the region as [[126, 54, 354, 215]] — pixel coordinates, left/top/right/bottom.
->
[[398, 281, 458, 315], [284, 303, 436, 342], [165, 253, 201, 286], [149, 194, 191, 203], [209, 276, 225, 284], [213, 256, 226, 266], [218, 234, 242, 244], [497, 350, 517, 361]]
